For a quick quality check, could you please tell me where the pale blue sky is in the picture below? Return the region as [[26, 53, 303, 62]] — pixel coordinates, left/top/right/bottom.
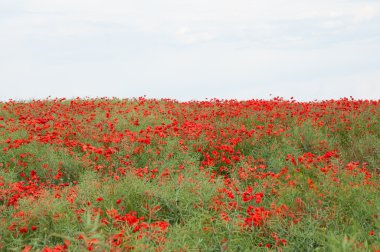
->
[[1, 0, 379, 101]]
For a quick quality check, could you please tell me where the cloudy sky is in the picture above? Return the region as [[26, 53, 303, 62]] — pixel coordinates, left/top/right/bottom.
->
[[0, 0, 379, 101]]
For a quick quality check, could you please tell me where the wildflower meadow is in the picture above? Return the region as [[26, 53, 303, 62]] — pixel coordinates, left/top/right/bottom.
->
[[0, 97, 379, 251]]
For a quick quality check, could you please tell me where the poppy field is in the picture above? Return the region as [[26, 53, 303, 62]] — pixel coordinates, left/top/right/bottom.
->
[[0, 97, 379, 251]]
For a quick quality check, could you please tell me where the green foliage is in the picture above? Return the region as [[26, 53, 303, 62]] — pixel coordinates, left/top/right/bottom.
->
[[0, 98, 379, 251]]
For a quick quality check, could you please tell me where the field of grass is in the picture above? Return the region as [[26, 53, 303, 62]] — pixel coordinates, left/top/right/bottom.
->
[[0, 97, 379, 251]]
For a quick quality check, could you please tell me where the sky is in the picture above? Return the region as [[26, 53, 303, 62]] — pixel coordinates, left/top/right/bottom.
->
[[0, 0, 379, 101]]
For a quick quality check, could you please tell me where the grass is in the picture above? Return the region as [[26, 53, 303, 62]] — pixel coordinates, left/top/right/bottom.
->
[[0, 97, 379, 251]]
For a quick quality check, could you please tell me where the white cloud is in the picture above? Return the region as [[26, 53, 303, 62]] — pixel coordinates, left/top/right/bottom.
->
[[175, 26, 216, 44], [353, 4, 378, 22], [2, 1, 379, 44], [0, 0, 379, 101]]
